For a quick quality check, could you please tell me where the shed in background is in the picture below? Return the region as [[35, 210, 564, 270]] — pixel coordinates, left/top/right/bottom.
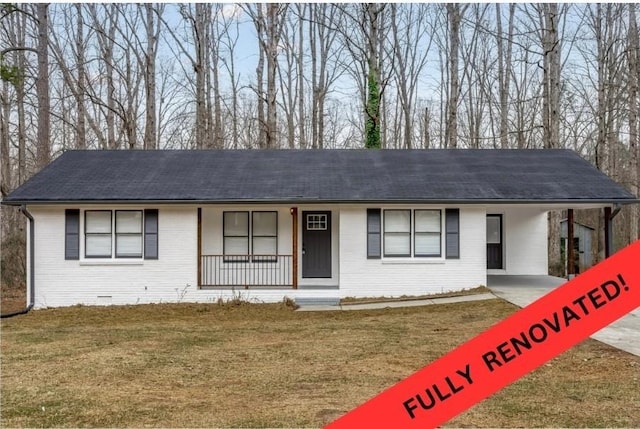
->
[[560, 219, 595, 275]]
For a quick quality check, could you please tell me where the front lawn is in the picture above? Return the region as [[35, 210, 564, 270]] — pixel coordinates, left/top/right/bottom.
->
[[1, 299, 639, 427]]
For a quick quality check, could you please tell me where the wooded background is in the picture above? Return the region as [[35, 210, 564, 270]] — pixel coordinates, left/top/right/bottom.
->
[[1, 3, 639, 291]]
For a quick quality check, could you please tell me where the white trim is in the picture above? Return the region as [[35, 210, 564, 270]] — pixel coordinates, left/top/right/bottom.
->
[[381, 258, 445, 265], [79, 260, 144, 266]]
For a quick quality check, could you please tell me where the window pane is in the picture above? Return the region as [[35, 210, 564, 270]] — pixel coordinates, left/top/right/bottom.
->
[[253, 237, 277, 255], [224, 212, 248, 236], [384, 210, 410, 233], [224, 237, 248, 254], [116, 211, 142, 233], [306, 214, 327, 230], [384, 233, 410, 255], [415, 233, 440, 256], [86, 211, 111, 233], [86, 235, 111, 257], [415, 210, 441, 232], [253, 212, 277, 236], [117, 235, 142, 257], [487, 217, 501, 244]]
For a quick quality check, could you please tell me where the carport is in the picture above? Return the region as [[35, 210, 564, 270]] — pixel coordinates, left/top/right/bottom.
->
[[487, 275, 640, 357]]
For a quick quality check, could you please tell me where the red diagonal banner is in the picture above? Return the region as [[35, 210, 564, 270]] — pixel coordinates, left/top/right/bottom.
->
[[326, 240, 640, 429]]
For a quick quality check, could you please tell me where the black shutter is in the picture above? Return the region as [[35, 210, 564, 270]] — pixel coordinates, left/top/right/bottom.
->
[[144, 209, 158, 259], [65, 209, 80, 260], [367, 209, 381, 259], [445, 209, 460, 259]]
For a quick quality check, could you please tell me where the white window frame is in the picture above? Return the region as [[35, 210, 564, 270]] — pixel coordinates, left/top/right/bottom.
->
[[115, 210, 143, 258], [306, 213, 328, 230], [83, 210, 145, 259], [222, 211, 279, 262], [383, 209, 411, 257], [382, 209, 444, 259], [414, 210, 442, 257]]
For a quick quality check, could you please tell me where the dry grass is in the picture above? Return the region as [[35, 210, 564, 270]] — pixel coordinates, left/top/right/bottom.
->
[[1, 299, 639, 428], [0, 283, 27, 315], [340, 285, 490, 304]]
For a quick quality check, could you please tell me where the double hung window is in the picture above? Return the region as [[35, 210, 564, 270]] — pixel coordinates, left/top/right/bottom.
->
[[223, 211, 277, 262], [367, 208, 459, 259], [65, 209, 158, 260]]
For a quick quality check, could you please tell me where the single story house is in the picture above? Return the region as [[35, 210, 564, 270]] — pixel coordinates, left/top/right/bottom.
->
[[2, 149, 637, 309]]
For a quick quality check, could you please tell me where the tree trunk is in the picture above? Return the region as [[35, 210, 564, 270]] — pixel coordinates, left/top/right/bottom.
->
[[297, 4, 306, 149], [75, 4, 86, 149], [193, 4, 205, 149], [496, 4, 515, 149], [446, 3, 461, 148], [143, 3, 157, 150], [365, 3, 382, 149], [36, 3, 50, 169], [0, 80, 10, 194], [541, 3, 560, 149], [629, 4, 639, 241], [254, 4, 266, 148]]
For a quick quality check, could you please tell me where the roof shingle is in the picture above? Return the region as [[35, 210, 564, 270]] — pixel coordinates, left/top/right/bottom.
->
[[2, 149, 636, 204]]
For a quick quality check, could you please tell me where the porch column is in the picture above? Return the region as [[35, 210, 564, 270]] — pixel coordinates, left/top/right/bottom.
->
[[604, 206, 612, 258], [567, 209, 575, 276], [197, 208, 202, 288], [291, 207, 298, 289]]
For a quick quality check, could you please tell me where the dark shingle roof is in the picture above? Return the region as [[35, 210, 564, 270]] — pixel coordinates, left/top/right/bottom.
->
[[2, 149, 637, 205]]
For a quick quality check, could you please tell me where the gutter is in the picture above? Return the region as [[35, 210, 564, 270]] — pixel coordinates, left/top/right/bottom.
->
[[3, 197, 640, 206], [611, 203, 623, 219], [1, 205, 35, 318]]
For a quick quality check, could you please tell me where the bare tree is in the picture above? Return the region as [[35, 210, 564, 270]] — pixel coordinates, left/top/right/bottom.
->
[[390, 4, 432, 149], [309, 3, 343, 149], [218, 5, 241, 149], [35, 3, 50, 168], [142, 4, 162, 150], [629, 4, 639, 241], [496, 3, 515, 148], [445, 4, 464, 148], [249, 3, 288, 148]]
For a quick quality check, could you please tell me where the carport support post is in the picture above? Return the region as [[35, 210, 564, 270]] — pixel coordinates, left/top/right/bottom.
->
[[567, 209, 575, 276], [604, 206, 612, 258]]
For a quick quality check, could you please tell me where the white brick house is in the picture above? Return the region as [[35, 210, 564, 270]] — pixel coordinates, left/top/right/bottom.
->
[[3, 149, 636, 309]]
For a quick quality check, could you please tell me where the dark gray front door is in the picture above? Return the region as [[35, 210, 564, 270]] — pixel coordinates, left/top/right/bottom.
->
[[487, 214, 503, 269], [302, 211, 332, 278]]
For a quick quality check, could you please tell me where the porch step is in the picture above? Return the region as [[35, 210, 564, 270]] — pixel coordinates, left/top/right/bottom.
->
[[295, 297, 340, 307]]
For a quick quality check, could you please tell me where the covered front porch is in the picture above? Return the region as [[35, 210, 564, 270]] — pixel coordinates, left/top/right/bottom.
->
[[197, 206, 340, 289]]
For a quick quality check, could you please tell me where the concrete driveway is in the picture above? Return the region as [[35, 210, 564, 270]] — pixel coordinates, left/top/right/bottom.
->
[[488, 275, 640, 357]]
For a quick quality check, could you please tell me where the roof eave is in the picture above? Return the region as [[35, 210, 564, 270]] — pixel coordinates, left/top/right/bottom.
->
[[3, 197, 639, 206]]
